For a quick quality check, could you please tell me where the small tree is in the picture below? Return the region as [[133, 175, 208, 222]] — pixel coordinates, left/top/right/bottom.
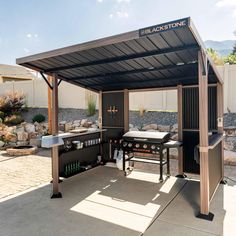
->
[[207, 48, 224, 66]]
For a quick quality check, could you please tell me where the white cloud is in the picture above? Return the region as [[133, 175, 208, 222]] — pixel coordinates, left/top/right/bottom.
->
[[117, 11, 129, 18], [26, 33, 39, 39], [96, 0, 103, 3], [109, 11, 129, 19], [116, 0, 130, 3], [216, 0, 236, 7]]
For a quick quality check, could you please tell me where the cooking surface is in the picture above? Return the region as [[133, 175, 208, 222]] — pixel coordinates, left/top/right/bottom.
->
[[123, 131, 170, 140]]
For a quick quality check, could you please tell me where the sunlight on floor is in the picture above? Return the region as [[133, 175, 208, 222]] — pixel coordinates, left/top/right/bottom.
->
[[223, 185, 236, 236], [71, 190, 160, 232]]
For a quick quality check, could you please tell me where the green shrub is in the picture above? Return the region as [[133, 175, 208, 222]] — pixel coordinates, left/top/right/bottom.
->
[[0, 118, 2, 123], [0, 111, 5, 119], [32, 114, 46, 123], [4, 115, 23, 125], [86, 92, 96, 116]]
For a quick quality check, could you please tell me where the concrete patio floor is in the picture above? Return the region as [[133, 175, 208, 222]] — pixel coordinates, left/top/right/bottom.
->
[[0, 166, 235, 236]]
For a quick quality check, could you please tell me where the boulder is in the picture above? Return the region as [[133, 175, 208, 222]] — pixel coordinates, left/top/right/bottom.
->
[[171, 133, 178, 141], [4, 133, 17, 142], [157, 125, 171, 132], [17, 131, 29, 141], [73, 120, 81, 125], [83, 121, 93, 128], [142, 124, 158, 131], [4, 126, 16, 134], [17, 141, 29, 146], [81, 119, 88, 126], [15, 126, 25, 133], [64, 122, 73, 132], [24, 123, 35, 133], [30, 138, 41, 147], [170, 124, 178, 133], [28, 132, 38, 139], [0, 140, 5, 148]]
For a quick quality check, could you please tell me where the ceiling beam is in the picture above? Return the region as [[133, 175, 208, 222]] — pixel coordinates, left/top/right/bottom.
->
[[92, 75, 198, 88], [43, 44, 199, 73], [68, 62, 197, 82]]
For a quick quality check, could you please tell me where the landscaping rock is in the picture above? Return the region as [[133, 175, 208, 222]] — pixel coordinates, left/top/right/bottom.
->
[[17, 131, 28, 141], [142, 124, 158, 131], [73, 120, 81, 125], [171, 133, 178, 141], [24, 123, 35, 133], [6, 146, 37, 156], [170, 124, 178, 133], [4, 126, 16, 134], [4, 133, 17, 142], [0, 140, 5, 148], [81, 119, 88, 126], [83, 121, 93, 128], [30, 138, 41, 147], [224, 126, 236, 136], [157, 125, 171, 132], [64, 122, 73, 132], [28, 132, 38, 139], [17, 141, 29, 146]]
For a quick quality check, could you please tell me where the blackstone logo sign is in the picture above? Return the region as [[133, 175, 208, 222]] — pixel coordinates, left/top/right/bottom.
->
[[139, 18, 189, 37]]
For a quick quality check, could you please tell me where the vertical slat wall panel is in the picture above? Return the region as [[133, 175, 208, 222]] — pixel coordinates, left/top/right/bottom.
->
[[183, 87, 217, 130]]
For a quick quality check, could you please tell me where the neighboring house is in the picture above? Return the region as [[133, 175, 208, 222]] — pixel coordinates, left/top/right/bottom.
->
[[0, 64, 36, 83]]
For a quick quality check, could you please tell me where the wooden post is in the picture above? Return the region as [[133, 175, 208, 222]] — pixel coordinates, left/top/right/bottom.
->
[[177, 85, 184, 176], [217, 83, 224, 180], [98, 91, 102, 129], [198, 50, 210, 216], [47, 76, 52, 135], [124, 89, 129, 132], [51, 74, 62, 198]]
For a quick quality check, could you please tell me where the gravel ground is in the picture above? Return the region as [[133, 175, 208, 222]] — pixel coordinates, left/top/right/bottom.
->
[[22, 108, 236, 128], [0, 148, 235, 199]]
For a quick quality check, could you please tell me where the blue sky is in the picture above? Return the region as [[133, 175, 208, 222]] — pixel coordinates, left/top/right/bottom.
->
[[0, 0, 235, 65]]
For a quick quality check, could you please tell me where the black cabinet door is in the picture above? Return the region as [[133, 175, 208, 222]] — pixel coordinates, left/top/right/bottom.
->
[[102, 92, 124, 127]]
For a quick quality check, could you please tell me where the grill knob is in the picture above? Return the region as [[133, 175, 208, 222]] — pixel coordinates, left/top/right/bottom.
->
[[128, 143, 132, 147], [123, 142, 127, 147], [151, 145, 156, 150], [135, 143, 140, 148], [143, 144, 147, 149]]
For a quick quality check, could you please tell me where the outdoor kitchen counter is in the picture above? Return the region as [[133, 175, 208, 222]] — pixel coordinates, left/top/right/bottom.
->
[[41, 129, 107, 148]]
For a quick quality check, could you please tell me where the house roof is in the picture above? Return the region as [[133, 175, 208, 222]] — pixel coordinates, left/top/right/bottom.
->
[[16, 17, 223, 92], [0, 64, 36, 80]]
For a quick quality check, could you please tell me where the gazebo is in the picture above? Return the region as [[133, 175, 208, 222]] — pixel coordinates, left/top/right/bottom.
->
[[16, 17, 224, 220]]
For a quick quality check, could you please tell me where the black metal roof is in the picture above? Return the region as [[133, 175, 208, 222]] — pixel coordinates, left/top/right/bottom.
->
[[16, 17, 222, 92]]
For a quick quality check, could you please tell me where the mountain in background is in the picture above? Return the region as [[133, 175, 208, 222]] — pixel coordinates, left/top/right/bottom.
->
[[204, 40, 235, 56]]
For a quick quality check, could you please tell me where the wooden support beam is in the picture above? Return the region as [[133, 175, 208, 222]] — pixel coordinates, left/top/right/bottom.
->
[[98, 91, 102, 129], [217, 83, 224, 180], [198, 50, 209, 215], [124, 89, 129, 132], [51, 74, 62, 198], [177, 85, 184, 176], [47, 75, 52, 135]]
